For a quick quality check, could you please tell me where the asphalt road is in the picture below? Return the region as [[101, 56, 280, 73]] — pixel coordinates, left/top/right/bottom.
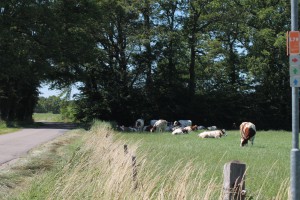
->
[[0, 122, 77, 166]]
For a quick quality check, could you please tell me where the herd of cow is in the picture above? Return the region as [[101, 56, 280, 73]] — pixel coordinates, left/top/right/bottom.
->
[[117, 119, 256, 147]]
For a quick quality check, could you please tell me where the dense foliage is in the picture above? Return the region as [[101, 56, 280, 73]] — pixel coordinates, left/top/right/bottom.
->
[[34, 96, 76, 121], [35, 96, 61, 114], [1, 0, 293, 129]]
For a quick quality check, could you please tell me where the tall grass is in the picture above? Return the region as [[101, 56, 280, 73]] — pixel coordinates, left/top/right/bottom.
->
[[0, 129, 83, 199], [12, 121, 290, 199]]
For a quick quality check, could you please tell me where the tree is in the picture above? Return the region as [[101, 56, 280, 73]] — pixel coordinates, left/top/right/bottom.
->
[[0, 0, 53, 122], [35, 96, 62, 114], [239, 0, 290, 129], [0, 0, 293, 129]]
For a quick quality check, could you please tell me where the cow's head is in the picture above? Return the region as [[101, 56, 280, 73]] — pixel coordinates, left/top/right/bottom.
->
[[191, 125, 198, 131], [221, 129, 227, 136], [150, 126, 157, 132], [240, 138, 248, 146], [182, 129, 189, 134]]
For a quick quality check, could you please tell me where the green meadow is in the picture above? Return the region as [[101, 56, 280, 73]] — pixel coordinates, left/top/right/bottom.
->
[[4, 121, 292, 200], [32, 113, 64, 122], [115, 128, 291, 199]]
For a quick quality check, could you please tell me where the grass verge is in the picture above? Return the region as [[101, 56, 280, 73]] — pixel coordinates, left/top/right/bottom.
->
[[0, 121, 20, 135], [0, 129, 84, 200]]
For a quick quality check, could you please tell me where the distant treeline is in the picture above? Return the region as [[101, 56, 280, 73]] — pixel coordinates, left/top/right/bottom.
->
[[1, 0, 292, 130], [35, 96, 76, 122]]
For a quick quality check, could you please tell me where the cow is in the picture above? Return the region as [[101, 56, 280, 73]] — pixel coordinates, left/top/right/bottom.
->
[[172, 128, 189, 135], [183, 125, 198, 132], [135, 119, 144, 132], [143, 125, 153, 132], [150, 120, 158, 126], [174, 120, 192, 127], [240, 122, 256, 147], [198, 129, 227, 138], [150, 119, 168, 132]]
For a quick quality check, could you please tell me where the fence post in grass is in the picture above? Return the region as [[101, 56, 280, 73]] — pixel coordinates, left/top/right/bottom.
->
[[223, 160, 246, 200], [124, 144, 128, 154], [124, 144, 138, 189], [132, 154, 138, 190]]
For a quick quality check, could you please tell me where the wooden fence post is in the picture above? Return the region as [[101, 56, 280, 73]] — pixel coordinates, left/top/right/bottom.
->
[[223, 160, 246, 200], [124, 144, 128, 154], [123, 144, 138, 189], [132, 154, 138, 190]]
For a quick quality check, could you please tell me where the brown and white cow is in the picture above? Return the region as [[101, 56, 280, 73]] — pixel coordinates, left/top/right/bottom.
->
[[150, 119, 168, 132], [240, 122, 256, 147], [183, 125, 198, 132]]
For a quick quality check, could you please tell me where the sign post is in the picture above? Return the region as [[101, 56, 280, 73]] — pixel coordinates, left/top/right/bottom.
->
[[289, 1, 300, 200], [289, 31, 300, 54], [289, 55, 300, 76]]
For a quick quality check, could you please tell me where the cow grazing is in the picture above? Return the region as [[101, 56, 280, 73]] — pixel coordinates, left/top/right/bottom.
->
[[240, 122, 256, 147], [198, 129, 227, 138], [135, 119, 144, 132], [150, 119, 168, 132]]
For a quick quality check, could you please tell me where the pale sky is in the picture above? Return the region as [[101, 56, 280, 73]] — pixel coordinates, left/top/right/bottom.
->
[[38, 86, 61, 97], [38, 84, 80, 98]]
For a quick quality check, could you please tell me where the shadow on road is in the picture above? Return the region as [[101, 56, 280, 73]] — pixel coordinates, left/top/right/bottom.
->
[[35, 122, 79, 129]]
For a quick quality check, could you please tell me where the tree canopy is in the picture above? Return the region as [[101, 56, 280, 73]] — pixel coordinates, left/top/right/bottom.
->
[[0, 0, 293, 129]]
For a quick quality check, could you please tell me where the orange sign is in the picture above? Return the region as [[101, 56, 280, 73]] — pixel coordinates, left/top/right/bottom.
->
[[289, 31, 300, 55]]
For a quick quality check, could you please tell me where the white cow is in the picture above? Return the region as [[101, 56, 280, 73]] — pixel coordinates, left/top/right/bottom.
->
[[150, 119, 168, 132], [135, 119, 144, 132], [198, 129, 226, 138], [172, 128, 188, 135]]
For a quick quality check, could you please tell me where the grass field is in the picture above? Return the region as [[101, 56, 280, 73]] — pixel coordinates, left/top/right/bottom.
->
[[4, 121, 291, 200], [116, 129, 291, 199], [33, 113, 64, 122]]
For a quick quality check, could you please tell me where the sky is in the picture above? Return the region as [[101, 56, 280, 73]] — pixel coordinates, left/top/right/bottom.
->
[[38, 86, 61, 97], [38, 84, 80, 98]]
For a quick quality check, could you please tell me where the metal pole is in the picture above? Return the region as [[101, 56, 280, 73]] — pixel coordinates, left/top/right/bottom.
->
[[291, 1, 300, 199]]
